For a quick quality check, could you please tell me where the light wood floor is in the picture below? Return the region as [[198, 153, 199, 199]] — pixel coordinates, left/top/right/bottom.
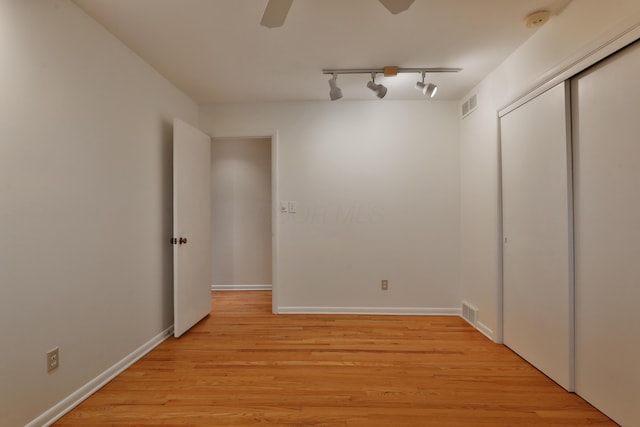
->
[[55, 291, 615, 426]]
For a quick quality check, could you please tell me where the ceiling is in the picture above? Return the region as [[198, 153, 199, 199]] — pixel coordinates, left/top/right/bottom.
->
[[73, 0, 572, 104]]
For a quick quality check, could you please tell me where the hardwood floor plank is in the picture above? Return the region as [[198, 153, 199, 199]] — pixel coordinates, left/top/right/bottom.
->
[[54, 291, 615, 426]]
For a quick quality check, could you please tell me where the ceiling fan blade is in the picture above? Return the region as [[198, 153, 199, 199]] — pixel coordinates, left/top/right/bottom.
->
[[378, 0, 415, 15], [260, 0, 294, 28]]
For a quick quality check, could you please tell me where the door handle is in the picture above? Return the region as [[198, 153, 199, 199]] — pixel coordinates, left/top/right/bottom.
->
[[179, 237, 188, 245], [170, 238, 177, 245]]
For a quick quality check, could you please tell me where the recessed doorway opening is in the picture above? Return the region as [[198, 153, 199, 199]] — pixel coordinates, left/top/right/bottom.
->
[[210, 136, 274, 301]]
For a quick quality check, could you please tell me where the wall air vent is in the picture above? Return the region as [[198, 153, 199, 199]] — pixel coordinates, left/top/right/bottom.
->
[[462, 301, 478, 326], [461, 92, 478, 119], [469, 93, 478, 110]]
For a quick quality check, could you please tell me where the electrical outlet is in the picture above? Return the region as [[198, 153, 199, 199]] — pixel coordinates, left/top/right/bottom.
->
[[47, 347, 59, 373], [381, 280, 389, 290]]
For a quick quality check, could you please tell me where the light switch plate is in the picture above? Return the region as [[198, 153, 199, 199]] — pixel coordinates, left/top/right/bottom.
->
[[280, 201, 288, 213], [288, 201, 297, 213]]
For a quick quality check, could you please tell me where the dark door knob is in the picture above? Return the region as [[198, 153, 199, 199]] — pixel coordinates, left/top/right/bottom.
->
[[179, 237, 188, 245]]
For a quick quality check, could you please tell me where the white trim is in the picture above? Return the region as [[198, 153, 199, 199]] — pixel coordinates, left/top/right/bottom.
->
[[475, 321, 496, 342], [27, 326, 174, 427], [564, 81, 576, 392], [496, 113, 505, 345], [212, 284, 272, 291], [271, 131, 279, 314], [499, 15, 640, 117], [278, 306, 461, 316]]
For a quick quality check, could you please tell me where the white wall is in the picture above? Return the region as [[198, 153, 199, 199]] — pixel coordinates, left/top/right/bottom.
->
[[201, 101, 460, 312], [0, 1, 198, 425], [211, 137, 272, 287], [459, 0, 640, 340]]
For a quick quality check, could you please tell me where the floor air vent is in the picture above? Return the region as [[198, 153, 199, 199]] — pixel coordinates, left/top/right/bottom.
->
[[462, 301, 478, 326]]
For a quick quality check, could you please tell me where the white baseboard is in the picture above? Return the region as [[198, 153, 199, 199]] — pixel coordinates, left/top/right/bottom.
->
[[212, 284, 272, 291], [278, 306, 461, 316], [28, 325, 174, 427], [475, 321, 495, 342]]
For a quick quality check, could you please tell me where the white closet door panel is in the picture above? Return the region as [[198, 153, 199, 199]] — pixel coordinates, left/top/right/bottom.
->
[[573, 41, 640, 427], [501, 82, 573, 390]]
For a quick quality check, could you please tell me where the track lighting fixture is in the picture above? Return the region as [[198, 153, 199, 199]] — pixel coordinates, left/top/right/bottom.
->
[[328, 73, 343, 101], [415, 71, 438, 98], [424, 83, 437, 98], [322, 66, 461, 100], [366, 73, 387, 99]]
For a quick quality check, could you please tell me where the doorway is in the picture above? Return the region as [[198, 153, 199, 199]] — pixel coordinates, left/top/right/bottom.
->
[[210, 137, 273, 292]]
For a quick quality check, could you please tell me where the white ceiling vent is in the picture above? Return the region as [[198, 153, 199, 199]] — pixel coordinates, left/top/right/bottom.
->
[[461, 92, 478, 119]]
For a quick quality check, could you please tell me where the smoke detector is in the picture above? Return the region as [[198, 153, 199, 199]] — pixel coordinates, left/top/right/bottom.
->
[[524, 10, 551, 28]]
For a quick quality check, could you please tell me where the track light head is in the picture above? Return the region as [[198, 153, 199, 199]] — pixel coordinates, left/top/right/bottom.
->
[[425, 83, 437, 98], [367, 73, 387, 99], [415, 81, 438, 98], [415, 72, 438, 98], [328, 74, 343, 101], [367, 81, 387, 98]]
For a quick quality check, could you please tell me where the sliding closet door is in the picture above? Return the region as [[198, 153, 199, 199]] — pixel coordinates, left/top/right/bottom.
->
[[500, 82, 573, 391], [573, 41, 640, 426]]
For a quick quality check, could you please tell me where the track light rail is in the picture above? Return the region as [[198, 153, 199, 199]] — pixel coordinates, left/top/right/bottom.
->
[[323, 67, 462, 100], [322, 67, 462, 75]]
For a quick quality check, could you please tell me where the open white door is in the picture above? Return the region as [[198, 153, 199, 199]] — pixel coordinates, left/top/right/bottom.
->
[[173, 119, 212, 337]]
